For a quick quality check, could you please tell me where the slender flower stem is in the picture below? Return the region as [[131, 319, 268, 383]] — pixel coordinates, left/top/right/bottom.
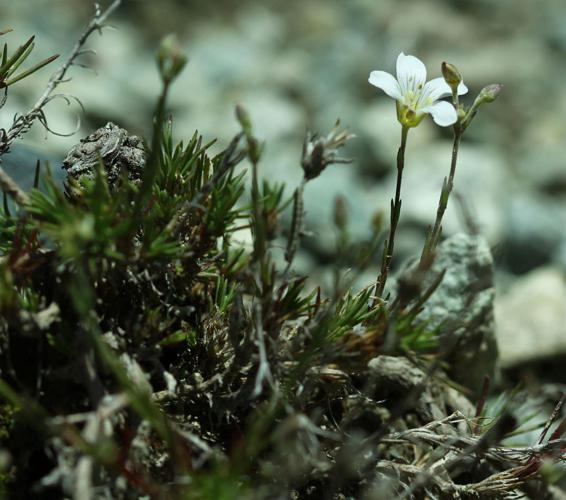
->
[[375, 125, 409, 299], [420, 125, 462, 266], [250, 150, 266, 263], [0, 161, 29, 205]]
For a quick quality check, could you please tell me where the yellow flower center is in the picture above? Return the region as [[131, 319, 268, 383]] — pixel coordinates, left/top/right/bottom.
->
[[397, 101, 425, 128]]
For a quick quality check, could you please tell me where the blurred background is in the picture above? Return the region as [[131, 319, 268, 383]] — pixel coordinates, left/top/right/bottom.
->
[[2, 0, 565, 377]]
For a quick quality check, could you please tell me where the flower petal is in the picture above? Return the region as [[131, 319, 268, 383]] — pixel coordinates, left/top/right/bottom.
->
[[421, 101, 457, 127], [457, 81, 468, 96], [396, 52, 427, 95], [421, 78, 469, 105], [421, 77, 452, 102], [368, 70, 402, 100]]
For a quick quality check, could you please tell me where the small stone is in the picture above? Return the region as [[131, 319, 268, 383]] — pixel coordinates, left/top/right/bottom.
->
[[367, 356, 442, 422], [367, 355, 425, 393], [62, 122, 146, 188], [367, 355, 475, 424]]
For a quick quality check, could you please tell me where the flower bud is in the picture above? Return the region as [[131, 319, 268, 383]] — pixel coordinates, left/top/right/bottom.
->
[[478, 83, 503, 104], [157, 34, 187, 84], [462, 84, 503, 130], [441, 62, 462, 90], [235, 105, 262, 163], [235, 105, 252, 136]]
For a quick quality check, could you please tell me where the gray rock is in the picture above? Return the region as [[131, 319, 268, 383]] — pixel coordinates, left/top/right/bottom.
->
[[368, 355, 426, 393], [495, 266, 566, 368], [366, 355, 475, 423], [399, 233, 499, 395], [501, 195, 566, 273], [62, 122, 146, 188], [366, 355, 441, 422]]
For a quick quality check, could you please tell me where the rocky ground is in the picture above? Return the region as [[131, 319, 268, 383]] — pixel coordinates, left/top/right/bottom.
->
[[7, 0, 564, 371], [1, 0, 565, 496]]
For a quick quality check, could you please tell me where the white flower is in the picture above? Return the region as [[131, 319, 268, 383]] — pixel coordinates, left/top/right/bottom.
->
[[369, 52, 468, 128]]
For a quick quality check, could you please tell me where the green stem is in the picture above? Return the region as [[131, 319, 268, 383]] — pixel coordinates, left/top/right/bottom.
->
[[283, 177, 306, 273], [136, 80, 170, 208], [375, 125, 409, 299], [251, 152, 265, 263], [421, 125, 462, 264], [451, 88, 459, 109]]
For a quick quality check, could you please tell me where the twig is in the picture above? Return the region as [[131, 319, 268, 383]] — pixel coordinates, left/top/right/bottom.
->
[[379, 416, 566, 499], [379, 460, 525, 498], [537, 393, 565, 445], [0, 1, 121, 205], [0, 0, 121, 158]]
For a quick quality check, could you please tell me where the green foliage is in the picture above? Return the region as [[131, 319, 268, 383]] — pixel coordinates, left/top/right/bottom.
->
[[0, 31, 58, 89], [0, 22, 552, 500], [328, 287, 378, 339]]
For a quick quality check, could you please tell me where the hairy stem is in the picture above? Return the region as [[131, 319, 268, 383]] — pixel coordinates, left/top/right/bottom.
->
[[375, 125, 409, 299], [420, 125, 462, 266], [283, 177, 306, 275]]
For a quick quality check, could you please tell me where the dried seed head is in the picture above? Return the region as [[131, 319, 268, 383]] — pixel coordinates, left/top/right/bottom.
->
[[301, 121, 354, 181]]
